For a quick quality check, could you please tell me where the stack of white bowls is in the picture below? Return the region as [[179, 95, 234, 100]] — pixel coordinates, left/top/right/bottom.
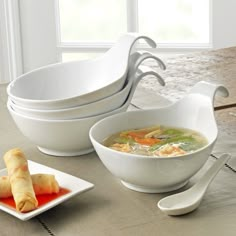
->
[[7, 33, 166, 156]]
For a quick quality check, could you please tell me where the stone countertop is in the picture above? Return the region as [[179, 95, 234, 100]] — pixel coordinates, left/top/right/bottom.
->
[[137, 46, 236, 107]]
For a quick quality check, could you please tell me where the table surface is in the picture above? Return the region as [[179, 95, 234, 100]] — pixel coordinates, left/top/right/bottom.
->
[[0, 47, 236, 236]]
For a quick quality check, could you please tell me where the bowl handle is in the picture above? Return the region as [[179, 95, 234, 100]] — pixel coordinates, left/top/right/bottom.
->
[[188, 81, 229, 103], [135, 66, 165, 87], [124, 66, 166, 105], [133, 51, 166, 71]]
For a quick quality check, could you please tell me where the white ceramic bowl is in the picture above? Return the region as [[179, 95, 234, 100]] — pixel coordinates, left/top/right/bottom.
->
[[7, 69, 164, 156], [8, 63, 164, 120], [7, 100, 130, 157], [7, 34, 156, 110], [89, 81, 229, 193], [8, 79, 132, 120]]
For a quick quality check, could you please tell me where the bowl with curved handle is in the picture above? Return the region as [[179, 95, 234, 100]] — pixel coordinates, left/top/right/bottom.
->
[[7, 52, 165, 120], [8, 34, 156, 110], [89, 81, 229, 193]]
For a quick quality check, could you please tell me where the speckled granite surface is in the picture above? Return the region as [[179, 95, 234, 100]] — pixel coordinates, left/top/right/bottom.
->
[[137, 47, 236, 106]]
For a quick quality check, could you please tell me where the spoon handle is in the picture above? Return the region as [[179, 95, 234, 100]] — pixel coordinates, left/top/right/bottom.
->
[[193, 153, 231, 192]]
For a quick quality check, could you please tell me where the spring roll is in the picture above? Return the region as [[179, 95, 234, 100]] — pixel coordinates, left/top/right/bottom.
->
[[0, 176, 12, 198], [32, 174, 59, 195], [0, 174, 59, 198], [3, 148, 38, 212]]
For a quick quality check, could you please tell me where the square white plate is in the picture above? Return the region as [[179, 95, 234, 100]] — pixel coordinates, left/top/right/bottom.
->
[[0, 160, 94, 221]]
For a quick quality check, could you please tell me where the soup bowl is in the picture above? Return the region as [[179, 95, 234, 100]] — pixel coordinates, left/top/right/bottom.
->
[[7, 34, 156, 110], [7, 52, 165, 120], [89, 81, 229, 193], [7, 69, 164, 156]]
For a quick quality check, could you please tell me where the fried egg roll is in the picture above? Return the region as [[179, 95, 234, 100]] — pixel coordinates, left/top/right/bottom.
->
[[0, 174, 59, 198], [0, 176, 12, 198], [3, 148, 38, 212]]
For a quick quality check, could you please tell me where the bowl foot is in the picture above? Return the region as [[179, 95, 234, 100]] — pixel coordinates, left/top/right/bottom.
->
[[121, 180, 189, 193], [38, 146, 94, 157]]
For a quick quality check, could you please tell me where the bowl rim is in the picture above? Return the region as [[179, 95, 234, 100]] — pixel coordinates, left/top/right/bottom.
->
[[7, 48, 129, 104], [7, 99, 129, 123], [8, 76, 132, 113], [7, 74, 125, 105]]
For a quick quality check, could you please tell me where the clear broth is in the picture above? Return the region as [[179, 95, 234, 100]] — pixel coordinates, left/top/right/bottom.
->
[[104, 125, 208, 157]]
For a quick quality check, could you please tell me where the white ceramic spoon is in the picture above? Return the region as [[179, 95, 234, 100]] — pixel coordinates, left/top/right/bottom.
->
[[157, 153, 231, 216]]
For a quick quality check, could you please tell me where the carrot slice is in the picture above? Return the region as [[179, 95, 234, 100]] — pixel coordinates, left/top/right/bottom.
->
[[134, 137, 161, 146], [126, 131, 148, 139]]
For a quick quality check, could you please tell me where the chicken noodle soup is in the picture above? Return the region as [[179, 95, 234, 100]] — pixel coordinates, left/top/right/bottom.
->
[[104, 125, 208, 157]]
